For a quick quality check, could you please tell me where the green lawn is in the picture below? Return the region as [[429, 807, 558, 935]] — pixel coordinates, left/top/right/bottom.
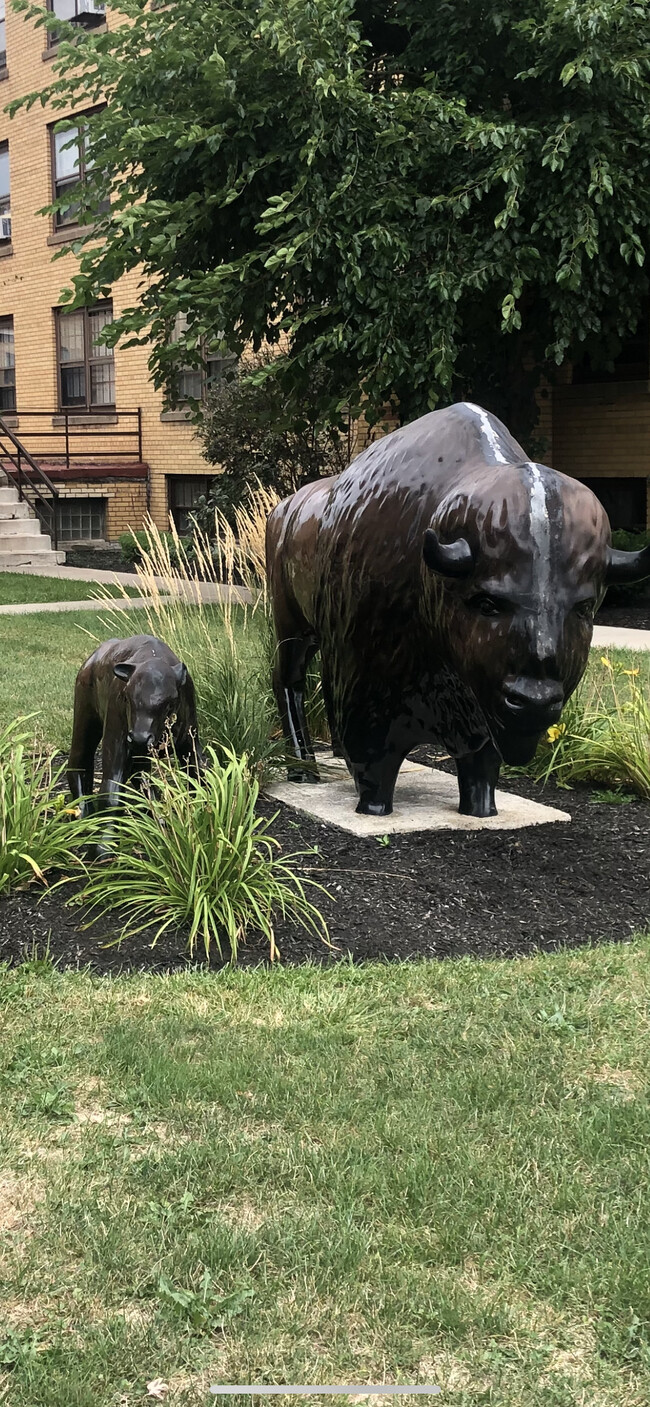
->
[[0, 572, 140, 606], [2, 943, 650, 1405]]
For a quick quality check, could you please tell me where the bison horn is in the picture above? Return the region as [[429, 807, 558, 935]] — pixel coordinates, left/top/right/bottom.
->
[[423, 529, 474, 578], [606, 542, 650, 585]]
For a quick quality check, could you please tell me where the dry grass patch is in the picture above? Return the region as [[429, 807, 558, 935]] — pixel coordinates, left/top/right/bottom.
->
[[0, 1170, 44, 1236]]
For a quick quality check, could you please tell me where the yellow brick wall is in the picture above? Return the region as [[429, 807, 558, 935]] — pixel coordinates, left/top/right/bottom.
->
[[552, 383, 650, 529], [0, 4, 210, 536], [53, 477, 148, 539]]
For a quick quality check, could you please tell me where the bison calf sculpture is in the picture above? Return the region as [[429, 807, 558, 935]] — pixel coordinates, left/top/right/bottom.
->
[[68, 634, 204, 815], [266, 402, 650, 818]]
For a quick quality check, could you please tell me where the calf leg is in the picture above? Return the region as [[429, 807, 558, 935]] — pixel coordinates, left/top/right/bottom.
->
[[455, 740, 501, 817], [273, 633, 320, 782], [67, 691, 102, 812], [94, 733, 129, 856]]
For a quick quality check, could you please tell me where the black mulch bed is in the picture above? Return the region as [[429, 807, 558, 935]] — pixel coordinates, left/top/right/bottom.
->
[[1, 763, 648, 975], [596, 597, 650, 630]]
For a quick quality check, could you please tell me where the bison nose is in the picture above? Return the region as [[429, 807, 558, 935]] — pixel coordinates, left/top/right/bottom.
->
[[128, 730, 154, 752], [502, 679, 564, 722]]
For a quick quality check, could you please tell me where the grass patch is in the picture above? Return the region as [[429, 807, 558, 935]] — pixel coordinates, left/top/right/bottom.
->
[[0, 572, 140, 606], [0, 607, 150, 753], [2, 942, 650, 1402]]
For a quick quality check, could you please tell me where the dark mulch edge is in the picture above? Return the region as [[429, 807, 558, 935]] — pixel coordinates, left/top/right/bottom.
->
[[1, 757, 648, 976], [596, 597, 650, 631]]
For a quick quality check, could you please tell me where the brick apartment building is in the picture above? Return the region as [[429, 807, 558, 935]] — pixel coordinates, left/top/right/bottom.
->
[[0, 0, 647, 553], [0, 0, 217, 551]]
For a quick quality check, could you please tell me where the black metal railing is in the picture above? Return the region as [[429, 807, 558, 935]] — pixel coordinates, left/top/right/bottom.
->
[[0, 417, 60, 550], [0, 408, 143, 468]]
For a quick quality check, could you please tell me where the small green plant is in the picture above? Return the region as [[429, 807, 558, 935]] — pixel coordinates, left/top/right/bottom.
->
[[533, 657, 650, 799], [0, 719, 81, 897], [157, 1270, 253, 1332], [589, 788, 634, 805], [77, 748, 329, 962]]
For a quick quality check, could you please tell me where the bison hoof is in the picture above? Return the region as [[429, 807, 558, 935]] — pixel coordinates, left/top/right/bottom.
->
[[356, 797, 393, 816], [458, 798, 498, 818]]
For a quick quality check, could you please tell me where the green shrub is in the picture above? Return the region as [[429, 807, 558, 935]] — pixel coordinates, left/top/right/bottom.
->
[[532, 656, 650, 799], [0, 720, 81, 897], [78, 748, 329, 962], [118, 528, 192, 569]]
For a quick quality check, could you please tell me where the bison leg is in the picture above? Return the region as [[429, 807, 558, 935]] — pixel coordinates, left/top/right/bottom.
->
[[67, 691, 102, 813], [320, 659, 344, 758], [353, 750, 403, 816], [342, 715, 403, 816], [93, 731, 129, 857], [455, 741, 501, 818], [273, 634, 320, 782]]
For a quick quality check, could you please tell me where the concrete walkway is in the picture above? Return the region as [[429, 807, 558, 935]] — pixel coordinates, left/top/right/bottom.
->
[[0, 596, 156, 617], [591, 624, 650, 652]]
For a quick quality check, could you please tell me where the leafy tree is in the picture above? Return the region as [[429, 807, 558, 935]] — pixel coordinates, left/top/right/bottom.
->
[[13, 0, 650, 440]]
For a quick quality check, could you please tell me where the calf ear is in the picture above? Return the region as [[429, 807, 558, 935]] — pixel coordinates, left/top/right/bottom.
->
[[423, 529, 474, 578], [114, 662, 136, 682], [606, 542, 650, 585], [175, 662, 188, 688]]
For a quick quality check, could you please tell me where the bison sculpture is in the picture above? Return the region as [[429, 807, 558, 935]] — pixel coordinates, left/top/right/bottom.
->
[[266, 401, 650, 818], [68, 634, 204, 820]]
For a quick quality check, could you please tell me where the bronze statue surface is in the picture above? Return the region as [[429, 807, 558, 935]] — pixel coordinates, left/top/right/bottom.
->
[[266, 401, 650, 818], [68, 634, 203, 820]]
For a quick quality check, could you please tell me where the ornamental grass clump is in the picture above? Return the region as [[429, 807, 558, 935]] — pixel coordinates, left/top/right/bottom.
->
[[0, 718, 81, 896], [533, 656, 650, 799], [95, 484, 331, 771], [78, 747, 328, 963]]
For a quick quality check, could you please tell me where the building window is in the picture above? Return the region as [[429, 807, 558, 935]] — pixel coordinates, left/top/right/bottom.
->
[[169, 313, 236, 404], [56, 496, 106, 541], [168, 476, 212, 535], [56, 303, 115, 410], [0, 142, 10, 244], [51, 121, 109, 229], [47, 0, 106, 44], [0, 0, 7, 70], [0, 316, 15, 413]]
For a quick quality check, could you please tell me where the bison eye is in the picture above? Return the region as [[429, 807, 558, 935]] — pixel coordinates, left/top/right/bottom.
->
[[573, 598, 595, 620], [468, 593, 508, 618]]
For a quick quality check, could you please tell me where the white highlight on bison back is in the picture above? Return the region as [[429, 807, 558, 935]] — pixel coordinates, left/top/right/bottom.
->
[[526, 461, 553, 655], [463, 402, 509, 465]]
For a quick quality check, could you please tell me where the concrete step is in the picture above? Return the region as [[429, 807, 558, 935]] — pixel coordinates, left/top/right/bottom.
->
[[0, 532, 56, 552], [0, 485, 20, 505], [0, 548, 66, 570], [0, 519, 44, 539], [0, 503, 31, 521]]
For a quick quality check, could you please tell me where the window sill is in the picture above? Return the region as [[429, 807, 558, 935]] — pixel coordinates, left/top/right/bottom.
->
[[52, 412, 118, 426], [160, 409, 195, 423], [0, 242, 13, 259], [47, 225, 95, 247], [43, 23, 106, 60], [0, 68, 9, 83]]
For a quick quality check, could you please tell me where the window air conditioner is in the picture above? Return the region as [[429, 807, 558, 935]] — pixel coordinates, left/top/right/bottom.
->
[[0, 216, 11, 242], [72, 0, 106, 23]]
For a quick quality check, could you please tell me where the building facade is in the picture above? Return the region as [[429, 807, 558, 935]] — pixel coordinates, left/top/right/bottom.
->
[[0, 0, 213, 546]]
